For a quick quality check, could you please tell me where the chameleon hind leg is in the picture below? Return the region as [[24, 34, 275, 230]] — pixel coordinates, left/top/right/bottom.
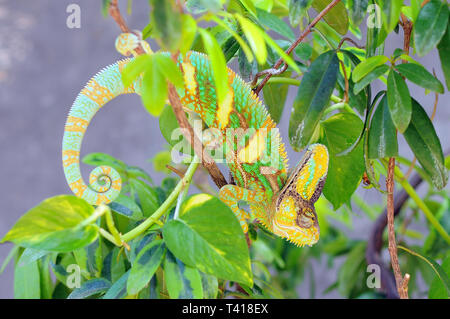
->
[[219, 185, 264, 233]]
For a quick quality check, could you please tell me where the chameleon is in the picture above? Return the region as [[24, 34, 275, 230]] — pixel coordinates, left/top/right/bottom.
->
[[62, 33, 329, 247]]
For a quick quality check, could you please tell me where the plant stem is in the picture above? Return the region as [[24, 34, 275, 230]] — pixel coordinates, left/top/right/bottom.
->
[[79, 204, 109, 228], [121, 155, 199, 242], [105, 206, 122, 245], [386, 157, 407, 299]]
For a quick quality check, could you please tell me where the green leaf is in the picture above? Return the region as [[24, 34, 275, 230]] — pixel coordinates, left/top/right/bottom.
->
[[164, 251, 203, 299], [348, 0, 369, 26], [126, 166, 153, 185], [337, 241, 367, 297], [289, 50, 339, 151], [380, 0, 402, 33], [14, 254, 40, 299], [403, 99, 448, 190], [121, 54, 152, 88], [127, 239, 165, 295], [151, 151, 172, 173], [141, 57, 167, 117], [320, 113, 365, 209], [151, 0, 182, 51], [82, 152, 126, 173], [200, 272, 218, 298], [256, 8, 295, 40], [67, 278, 112, 299], [162, 194, 252, 286], [352, 55, 388, 83], [263, 76, 290, 123], [429, 254, 450, 299], [262, 33, 301, 74], [395, 63, 444, 93], [353, 64, 389, 95], [198, 28, 229, 106], [101, 0, 112, 17], [386, 69, 412, 133], [437, 19, 450, 90], [109, 194, 144, 220], [288, 0, 312, 27], [295, 42, 313, 61], [180, 14, 198, 54], [17, 248, 49, 267], [414, 0, 449, 57], [2, 195, 98, 252], [38, 256, 53, 299], [103, 270, 129, 299], [312, 0, 349, 35], [398, 245, 450, 298], [154, 54, 184, 89], [210, 15, 254, 63], [368, 95, 398, 159], [0, 246, 18, 275], [159, 104, 181, 147], [129, 179, 159, 217], [235, 14, 267, 65]]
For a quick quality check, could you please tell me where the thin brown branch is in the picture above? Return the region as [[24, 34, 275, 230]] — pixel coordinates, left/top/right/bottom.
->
[[253, 0, 342, 94], [383, 15, 413, 299], [166, 164, 185, 178], [386, 157, 408, 299], [337, 37, 364, 50], [339, 59, 349, 103]]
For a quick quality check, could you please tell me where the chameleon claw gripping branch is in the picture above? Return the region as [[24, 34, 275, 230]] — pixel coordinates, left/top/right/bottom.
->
[[62, 34, 329, 246]]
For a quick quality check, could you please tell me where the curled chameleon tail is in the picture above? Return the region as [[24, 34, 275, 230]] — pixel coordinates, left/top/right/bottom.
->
[[62, 33, 150, 206], [63, 33, 329, 247], [62, 60, 138, 205]]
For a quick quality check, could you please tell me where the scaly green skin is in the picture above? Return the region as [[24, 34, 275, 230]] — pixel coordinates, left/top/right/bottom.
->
[[62, 34, 329, 246]]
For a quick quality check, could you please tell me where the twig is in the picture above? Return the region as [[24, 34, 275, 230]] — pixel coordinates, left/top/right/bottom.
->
[[386, 158, 408, 299], [366, 173, 423, 298], [382, 13, 414, 299], [338, 60, 349, 103], [337, 37, 364, 50], [166, 164, 185, 178], [251, 64, 288, 87], [253, 0, 342, 94]]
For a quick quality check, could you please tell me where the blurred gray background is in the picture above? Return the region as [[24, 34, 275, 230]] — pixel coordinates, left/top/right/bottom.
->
[[0, 0, 448, 298]]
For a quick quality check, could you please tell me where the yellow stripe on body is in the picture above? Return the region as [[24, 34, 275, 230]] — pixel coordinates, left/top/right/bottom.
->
[[62, 149, 80, 168], [65, 116, 89, 133], [81, 79, 115, 106], [238, 129, 267, 163], [69, 178, 87, 198], [296, 144, 328, 200]]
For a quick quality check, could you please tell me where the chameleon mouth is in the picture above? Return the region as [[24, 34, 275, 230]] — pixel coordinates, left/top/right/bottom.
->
[[271, 220, 320, 247]]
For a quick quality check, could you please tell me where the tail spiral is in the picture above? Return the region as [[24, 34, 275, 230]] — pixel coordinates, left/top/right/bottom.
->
[[62, 59, 140, 205]]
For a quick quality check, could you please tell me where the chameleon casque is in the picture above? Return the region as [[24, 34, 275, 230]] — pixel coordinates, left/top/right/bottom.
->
[[62, 33, 329, 247]]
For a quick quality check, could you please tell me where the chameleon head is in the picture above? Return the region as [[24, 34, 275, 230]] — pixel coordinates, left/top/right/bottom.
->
[[269, 144, 328, 247]]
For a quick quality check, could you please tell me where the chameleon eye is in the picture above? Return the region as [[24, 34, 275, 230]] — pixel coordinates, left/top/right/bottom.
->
[[303, 209, 314, 219]]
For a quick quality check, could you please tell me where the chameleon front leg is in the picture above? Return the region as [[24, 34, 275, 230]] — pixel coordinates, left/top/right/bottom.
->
[[219, 185, 264, 233]]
